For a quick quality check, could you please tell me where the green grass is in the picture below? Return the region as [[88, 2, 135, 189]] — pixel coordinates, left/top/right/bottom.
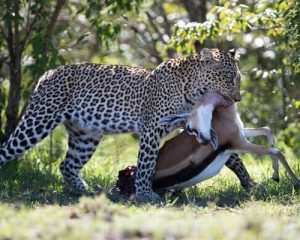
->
[[1, 128, 300, 239]]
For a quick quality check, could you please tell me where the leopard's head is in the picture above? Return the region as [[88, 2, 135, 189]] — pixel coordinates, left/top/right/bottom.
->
[[197, 48, 241, 102]]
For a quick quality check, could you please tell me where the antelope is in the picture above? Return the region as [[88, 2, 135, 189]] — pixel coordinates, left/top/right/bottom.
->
[[150, 92, 300, 190]]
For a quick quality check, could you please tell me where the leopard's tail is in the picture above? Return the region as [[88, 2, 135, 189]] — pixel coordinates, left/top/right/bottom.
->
[[0, 69, 67, 167], [0, 106, 63, 168]]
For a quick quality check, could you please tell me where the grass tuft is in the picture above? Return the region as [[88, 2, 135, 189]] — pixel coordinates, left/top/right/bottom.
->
[[1, 132, 300, 239]]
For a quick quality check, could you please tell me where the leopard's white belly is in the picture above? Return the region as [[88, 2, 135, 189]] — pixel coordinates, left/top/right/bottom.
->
[[170, 152, 231, 190]]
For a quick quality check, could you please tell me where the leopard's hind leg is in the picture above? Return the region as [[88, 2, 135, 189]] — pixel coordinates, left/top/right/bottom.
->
[[60, 122, 101, 191], [225, 153, 257, 191]]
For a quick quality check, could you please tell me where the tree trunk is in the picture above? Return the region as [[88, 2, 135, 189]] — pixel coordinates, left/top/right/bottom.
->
[[0, 107, 5, 143], [180, 0, 207, 22], [3, 1, 22, 137], [2, 0, 66, 138], [280, 67, 287, 129], [5, 54, 22, 137]]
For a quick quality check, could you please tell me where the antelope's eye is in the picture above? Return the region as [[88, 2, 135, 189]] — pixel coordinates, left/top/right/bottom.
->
[[186, 125, 193, 134]]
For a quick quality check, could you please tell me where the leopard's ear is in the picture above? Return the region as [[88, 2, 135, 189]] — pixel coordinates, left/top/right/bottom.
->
[[228, 49, 240, 60], [200, 48, 214, 63], [228, 49, 236, 58]]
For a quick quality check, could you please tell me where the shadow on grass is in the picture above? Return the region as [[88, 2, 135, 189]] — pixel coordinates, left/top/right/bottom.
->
[[107, 176, 300, 208], [0, 161, 108, 206], [168, 177, 300, 208], [1, 160, 299, 208], [173, 187, 251, 208]]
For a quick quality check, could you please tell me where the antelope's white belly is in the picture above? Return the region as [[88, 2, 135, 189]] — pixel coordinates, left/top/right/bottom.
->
[[170, 152, 231, 190]]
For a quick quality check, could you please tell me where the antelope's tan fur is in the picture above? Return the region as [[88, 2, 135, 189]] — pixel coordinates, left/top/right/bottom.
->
[[153, 92, 299, 190]]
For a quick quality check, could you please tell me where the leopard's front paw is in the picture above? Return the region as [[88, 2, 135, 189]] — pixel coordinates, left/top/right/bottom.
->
[[293, 181, 300, 192], [135, 191, 162, 204], [251, 183, 267, 194]]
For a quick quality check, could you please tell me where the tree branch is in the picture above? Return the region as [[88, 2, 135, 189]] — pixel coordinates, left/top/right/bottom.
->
[[129, 24, 163, 63], [6, 15, 14, 68], [20, 0, 33, 48], [157, 2, 172, 37], [46, 0, 67, 36], [156, 2, 175, 58], [145, 11, 166, 44], [13, 1, 20, 56], [179, 0, 206, 22], [247, 24, 283, 32], [0, 22, 5, 38], [21, 0, 67, 52], [0, 129, 5, 143], [20, 2, 40, 51]]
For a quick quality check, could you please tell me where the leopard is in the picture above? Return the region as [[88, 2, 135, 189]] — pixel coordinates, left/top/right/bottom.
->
[[0, 48, 242, 202]]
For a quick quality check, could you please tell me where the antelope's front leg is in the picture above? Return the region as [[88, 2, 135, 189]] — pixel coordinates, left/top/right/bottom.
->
[[232, 141, 300, 189], [135, 126, 162, 203]]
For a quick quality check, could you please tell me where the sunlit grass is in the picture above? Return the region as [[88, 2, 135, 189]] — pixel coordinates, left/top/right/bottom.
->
[[0, 129, 300, 239]]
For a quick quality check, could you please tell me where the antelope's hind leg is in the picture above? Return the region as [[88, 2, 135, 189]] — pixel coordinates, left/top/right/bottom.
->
[[243, 127, 279, 182], [234, 140, 300, 190]]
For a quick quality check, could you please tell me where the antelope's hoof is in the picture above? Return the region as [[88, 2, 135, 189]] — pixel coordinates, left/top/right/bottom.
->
[[272, 176, 280, 183]]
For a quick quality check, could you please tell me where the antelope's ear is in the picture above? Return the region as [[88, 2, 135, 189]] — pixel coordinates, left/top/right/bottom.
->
[[159, 112, 190, 126], [210, 128, 219, 150], [200, 48, 214, 62]]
